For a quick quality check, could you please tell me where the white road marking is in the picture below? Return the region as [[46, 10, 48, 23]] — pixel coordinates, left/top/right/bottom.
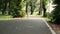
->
[[42, 20, 56, 34]]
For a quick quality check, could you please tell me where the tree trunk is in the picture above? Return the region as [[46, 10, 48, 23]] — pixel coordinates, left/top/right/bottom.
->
[[43, 0, 46, 17], [30, 2, 33, 15], [26, 3, 28, 15], [8, 0, 11, 15], [31, 6, 33, 15], [39, 0, 43, 15], [2, 0, 7, 15]]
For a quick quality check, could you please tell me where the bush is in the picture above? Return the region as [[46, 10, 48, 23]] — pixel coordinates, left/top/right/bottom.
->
[[46, 12, 53, 21], [19, 11, 26, 17], [51, 9, 60, 24], [51, 0, 60, 24], [12, 11, 26, 18]]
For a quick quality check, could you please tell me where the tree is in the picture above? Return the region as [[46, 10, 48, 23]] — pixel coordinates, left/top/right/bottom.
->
[[24, 0, 30, 16], [52, 0, 60, 24], [0, 0, 25, 17], [43, 0, 46, 17], [8, 0, 11, 15], [24, 0, 29, 14], [1, 0, 8, 15], [10, 0, 25, 17], [43, 0, 48, 17], [39, 0, 43, 15], [0, 0, 2, 10], [29, 0, 36, 15]]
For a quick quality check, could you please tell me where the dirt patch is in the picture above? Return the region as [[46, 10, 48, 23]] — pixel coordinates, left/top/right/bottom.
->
[[52, 24, 60, 31], [49, 22, 60, 34]]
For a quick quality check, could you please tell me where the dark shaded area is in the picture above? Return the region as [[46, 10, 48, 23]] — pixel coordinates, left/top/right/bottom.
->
[[52, 0, 60, 24]]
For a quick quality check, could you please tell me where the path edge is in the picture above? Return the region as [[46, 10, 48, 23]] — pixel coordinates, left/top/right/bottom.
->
[[42, 19, 56, 34]]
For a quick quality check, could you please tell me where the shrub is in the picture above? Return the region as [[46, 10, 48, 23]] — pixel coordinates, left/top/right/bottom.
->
[[12, 11, 26, 18], [46, 12, 53, 21], [51, 0, 60, 24], [51, 8, 60, 24], [19, 11, 26, 17]]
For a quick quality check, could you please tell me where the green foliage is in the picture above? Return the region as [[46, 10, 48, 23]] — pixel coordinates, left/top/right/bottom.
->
[[46, 12, 53, 21], [53, 0, 60, 4], [44, 0, 48, 5], [13, 10, 26, 18], [29, 0, 36, 15], [0, 0, 49, 18], [43, 0, 47, 17], [19, 1, 24, 10], [20, 11, 26, 17], [26, 0, 30, 3], [10, 0, 25, 18], [52, 0, 60, 24], [0, 0, 26, 18], [0, 15, 13, 20]]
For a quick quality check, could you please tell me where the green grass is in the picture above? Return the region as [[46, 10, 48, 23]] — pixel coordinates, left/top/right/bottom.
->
[[44, 17, 51, 21], [33, 12, 38, 15], [0, 15, 13, 20]]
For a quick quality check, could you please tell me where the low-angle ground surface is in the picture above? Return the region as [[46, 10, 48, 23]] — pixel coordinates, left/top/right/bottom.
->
[[49, 23, 60, 34], [0, 19, 53, 34]]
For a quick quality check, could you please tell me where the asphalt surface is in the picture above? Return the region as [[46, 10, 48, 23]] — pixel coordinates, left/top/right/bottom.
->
[[0, 19, 52, 34]]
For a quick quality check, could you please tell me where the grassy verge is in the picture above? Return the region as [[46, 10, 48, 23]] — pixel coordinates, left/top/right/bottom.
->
[[43, 17, 51, 21], [0, 15, 13, 20]]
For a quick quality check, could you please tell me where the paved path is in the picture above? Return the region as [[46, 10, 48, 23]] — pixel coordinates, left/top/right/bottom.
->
[[0, 19, 53, 34]]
